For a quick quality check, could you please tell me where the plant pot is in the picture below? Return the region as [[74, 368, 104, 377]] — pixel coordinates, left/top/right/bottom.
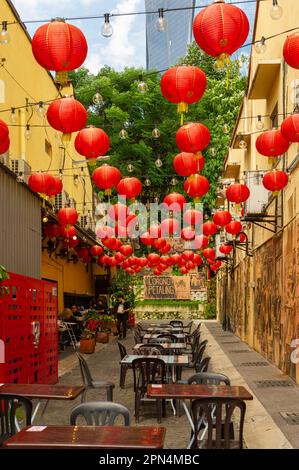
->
[[96, 331, 110, 344], [79, 338, 95, 354], [111, 325, 118, 335]]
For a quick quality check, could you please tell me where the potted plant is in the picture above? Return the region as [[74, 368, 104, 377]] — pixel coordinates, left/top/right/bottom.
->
[[97, 315, 111, 344], [110, 317, 118, 336], [0, 265, 9, 301], [79, 319, 98, 354]]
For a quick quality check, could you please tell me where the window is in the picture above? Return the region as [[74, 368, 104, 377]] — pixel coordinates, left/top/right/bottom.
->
[[271, 104, 278, 128]]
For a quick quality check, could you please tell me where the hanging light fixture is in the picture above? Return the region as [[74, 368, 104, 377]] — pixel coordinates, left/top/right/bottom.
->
[[156, 8, 167, 33], [137, 75, 148, 94], [145, 178, 151, 187], [270, 0, 283, 20], [171, 177, 178, 186], [210, 147, 217, 157], [239, 136, 247, 149], [155, 158, 163, 168], [36, 102, 46, 118], [256, 115, 264, 131], [10, 108, 17, 124], [119, 128, 128, 140], [24, 124, 31, 140], [223, 123, 230, 134], [0, 21, 10, 45], [127, 163, 134, 173], [101, 13, 113, 38], [255, 36, 267, 54], [93, 91, 104, 105], [152, 127, 161, 139]]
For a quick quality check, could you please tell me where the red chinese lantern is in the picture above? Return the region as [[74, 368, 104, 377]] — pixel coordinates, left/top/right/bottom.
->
[[102, 237, 121, 251], [239, 233, 246, 243], [153, 238, 167, 251], [108, 203, 128, 223], [202, 248, 216, 261], [184, 209, 202, 226], [193, 1, 249, 68], [47, 176, 63, 196], [139, 257, 148, 268], [154, 269, 163, 276], [263, 170, 289, 194], [0, 136, 10, 154], [117, 177, 142, 200], [61, 225, 76, 239], [75, 126, 110, 159], [93, 165, 121, 195], [226, 183, 250, 204], [120, 245, 133, 257], [181, 227, 196, 241], [203, 221, 218, 237], [149, 225, 162, 239], [161, 243, 172, 255], [184, 174, 210, 200], [171, 253, 181, 265], [76, 247, 89, 260], [173, 152, 204, 177], [281, 114, 299, 142], [182, 250, 194, 262], [283, 33, 299, 70], [213, 210, 232, 227], [140, 232, 153, 246], [226, 220, 242, 236], [0, 119, 9, 143], [181, 267, 189, 275], [160, 65, 207, 123], [58, 208, 78, 227], [96, 225, 114, 239], [148, 253, 160, 266], [160, 218, 180, 237], [176, 123, 211, 157], [193, 234, 209, 250], [193, 254, 203, 266], [220, 244, 233, 255], [255, 130, 290, 157], [45, 224, 61, 239], [28, 173, 55, 196], [90, 245, 103, 258], [163, 193, 186, 211], [210, 260, 222, 272], [32, 19, 88, 83], [47, 97, 87, 140]]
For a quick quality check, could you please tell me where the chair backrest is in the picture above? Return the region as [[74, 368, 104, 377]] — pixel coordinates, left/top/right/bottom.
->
[[191, 397, 246, 449], [196, 356, 211, 373], [187, 372, 231, 386], [0, 394, 32, 444], [70, 401, 130, 426], [132, 357, 166, 395], [117, 342, 127, 360], [194, 339, 208, 365], [148, 337, 167, 344], [137, 344, 164, 356], [183, 321, 193, 334], [76, 352, 93, 387], [157, 334, 178, 343], [169, 320, 183, 327], [134, 332, 142, 344]]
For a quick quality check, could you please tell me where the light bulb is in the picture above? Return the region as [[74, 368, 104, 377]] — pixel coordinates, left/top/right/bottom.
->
[[145, 178, 151, 187], [101, 13, 113, 38], [43, 216, 49, 223], [93, 92, 104, 105], [156, 8, 167, 32], [0, 22, 10, 45], [36, 102, 46, 118], [137, 77, 148, 94], [256, 115, 264, 131], [223, 124, 230, 134], [155, 158, 163, 168], [255, 37, 267, 54], [73, 235, 78, 241], [119, 129, 128, 140], [10, 108, 17, 124], [270, 0, 283, 20], [55, 131, 62, 141], [171, 177, 178, 186], [152, 128, 161, 139], [127, 164, 134, 173], [210, 147, 217, 157], [24, 125, 31, 141], [239, 137, 247, 150]]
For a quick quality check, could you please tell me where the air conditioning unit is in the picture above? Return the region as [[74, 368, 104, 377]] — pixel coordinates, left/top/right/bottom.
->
[[0, 151, 10, 168], [80, 215, 88, 229], [244, 171, 269, 216], [55, 191, 69, 210], [215, 233, 228, 259], [11, 159, 31, 183]]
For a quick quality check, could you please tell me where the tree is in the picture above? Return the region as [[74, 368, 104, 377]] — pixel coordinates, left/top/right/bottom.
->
[[69, 43, 247, 210]]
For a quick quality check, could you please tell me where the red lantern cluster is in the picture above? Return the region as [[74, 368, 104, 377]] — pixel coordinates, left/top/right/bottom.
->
[[226, 220, 242, 236], [29, 173, 62, 197]]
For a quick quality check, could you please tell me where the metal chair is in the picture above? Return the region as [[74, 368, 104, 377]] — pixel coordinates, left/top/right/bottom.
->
[[70, 401, 130, 426], [185, 339, 208, 369], [186, 323, 201, 344], [76, 353, 115, 402], [137, 344, 164, 356], [195, 356, 211, 373], [179, 372, 231, 386], [191, 397, 246, 449], [157, 334, 178, 343], [0, 394, 32, 445], [118, 342, 131, 389], [169, 320, 184, 328], [183, 321, 193, 335], [134, 331, 142, 344], [132, 357, 167, 423]]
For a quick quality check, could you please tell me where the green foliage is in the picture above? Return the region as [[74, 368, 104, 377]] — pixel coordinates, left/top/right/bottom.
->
[[136, 299, 203, 308], [70, 44, 246, 211], [109, 270, 141, 309], [0, 265, 9, 298], [204, 303, 217, 320]]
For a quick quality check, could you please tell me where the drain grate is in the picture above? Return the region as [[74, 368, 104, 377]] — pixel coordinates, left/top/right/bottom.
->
[[280, 412, 299, 425], [229, 349, 251, 353], [254, 380, 294, 388], [241, 362, 269, 367]]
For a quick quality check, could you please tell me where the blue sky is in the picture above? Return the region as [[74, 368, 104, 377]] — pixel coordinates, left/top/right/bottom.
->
[[12, 0, 256, 74]]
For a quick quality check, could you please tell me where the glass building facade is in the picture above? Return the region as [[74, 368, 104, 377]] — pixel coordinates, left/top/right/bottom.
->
[[145, 0, 196, 71]]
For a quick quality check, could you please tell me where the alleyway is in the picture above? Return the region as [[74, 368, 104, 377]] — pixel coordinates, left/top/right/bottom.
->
[[38, 321, 299, 449]]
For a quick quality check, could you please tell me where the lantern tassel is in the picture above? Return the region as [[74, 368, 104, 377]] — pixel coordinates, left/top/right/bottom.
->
[[55, 71, 68, 86]]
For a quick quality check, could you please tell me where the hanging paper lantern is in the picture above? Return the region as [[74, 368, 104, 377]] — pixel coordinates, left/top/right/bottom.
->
[[93, 165, 121, 195], [0, 136, 10, 154], [58, 207, 78, 227], [45, 224, 61, 239], [226, 183, 250, 204], [238, 233, 246, 243], [108, 203, 129, 223], [103, 237, 121, 251], [75, 126, 110, 159], [32, 19, 88, 83], [226, 220, 242, 236], [160, 218, 180, 237], [153, 238, 167, 251], [193, 254, 203, 266], [140, 232, 153, 246], [120, 245, 133, 257], [90, 245, 103, 258], [47, 97, 87, 140], [161, 243, 172, 255], [117, 177, 142, 200], [203, 221, 218, 237], [180, 267, 189, 275], [171, 253, 181, 265], [182, 250, 194, 262], [148, 253, 161, 266], [263, 170, 289, 194], [184, 209, 202, 226], [176, 123, 211, 159], [210, 260, 222, 272], [255, 129, 290, 157], [202, 248, 216, 261], [173, 152, 204, 177], [193, 1, 249, 68], [163, 193, 186, 211], [193, 234, 209, 250], [181, 227, 196, 241], [220, 244, 233, 255], [149, 225, 162, 239], [283, 33, 299, 70], [47, 176, 63, 197], [160, 65, 207, 123], [96, 225, 114, 240], [184, 174, 210, 200], [213, 210, 232, 227], [281, 114, 299, 142], [0, 119, 9, 143], [61, 225, 77, 239], [28, 173, 55, 196]]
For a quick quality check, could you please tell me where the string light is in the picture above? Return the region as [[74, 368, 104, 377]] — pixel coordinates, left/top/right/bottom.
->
[[256, 115, 264, 131], [74, 175, 79, 186], [223, 124, 230, 134], [155, 158, 163, 168], [152, 127, 161, 139], [255, 36, 267, 54], [171, 177, 178, 186], [42, 215, 49, 223], [270, 0, 283, 20], [0, 21, 10, 45], [24, 124, 31, 140], [137, 75, 148, 94], [92, 91, 104, 105], [9, 107, 17, 123], [101, 13, 113, 38], [145, 178, 151, 187], [210, 147, 217, 157], [119, 129, 128, 140], [156, 8, 167, 33], [36, 101, 46, 118], [127, 163, 134, 173], [239, 136, 247, 149]]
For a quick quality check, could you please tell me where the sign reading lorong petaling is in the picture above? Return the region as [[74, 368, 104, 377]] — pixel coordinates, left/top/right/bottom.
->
[[144, 276, 191, 300]]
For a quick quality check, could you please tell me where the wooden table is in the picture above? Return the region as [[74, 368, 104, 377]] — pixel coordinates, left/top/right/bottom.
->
[[143, 333, 186, 343], [3, 425, 166, 449], [0, 383, 85, 423], [147, 384, 253, 448]]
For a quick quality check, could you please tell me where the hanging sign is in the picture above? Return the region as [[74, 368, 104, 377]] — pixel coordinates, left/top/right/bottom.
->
[[144, 276, 191, 300]]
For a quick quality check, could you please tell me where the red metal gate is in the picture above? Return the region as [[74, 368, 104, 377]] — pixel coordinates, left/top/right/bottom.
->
[[0, 273, 58, 384]]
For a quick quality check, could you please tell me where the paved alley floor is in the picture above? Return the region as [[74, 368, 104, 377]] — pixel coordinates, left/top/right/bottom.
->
[[36, 321, 299, 449]]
